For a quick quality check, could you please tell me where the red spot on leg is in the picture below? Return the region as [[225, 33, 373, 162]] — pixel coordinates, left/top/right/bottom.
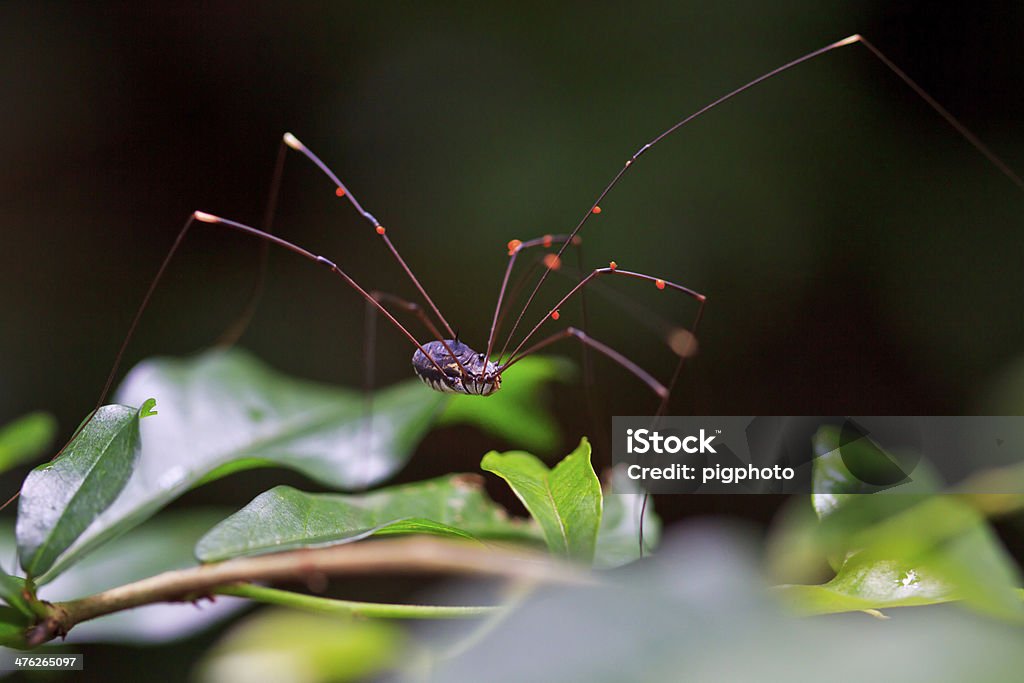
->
[[655, 279, 666, 290], [543, 253, 562, 270], [376, 225, 386, 235], [543, 234, 552, 247], [609, 261, 617, 271], [507, 239, 522, 255], [551, 310, 560, 321], [335, 187, 346, 197], [591, 206, 602, 214]]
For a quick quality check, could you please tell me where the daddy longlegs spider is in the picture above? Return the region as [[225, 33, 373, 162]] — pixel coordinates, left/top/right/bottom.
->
[[7, 36, 1022, 556]]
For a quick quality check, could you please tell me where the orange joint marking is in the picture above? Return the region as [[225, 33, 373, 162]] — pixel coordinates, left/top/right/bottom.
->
[[655, 279, 666, 290], [335, 187, 346, 197], [609, 261, 617, 271], [376, 225, 386, 235], [591, 205, 602, 214], [542, 234, 552, 248], [193, 211, 219, 223], [551, 310, 560, 321], [542, 253, 562, 271], [507, 239, 522, 255], [571, 236, 582, 246]]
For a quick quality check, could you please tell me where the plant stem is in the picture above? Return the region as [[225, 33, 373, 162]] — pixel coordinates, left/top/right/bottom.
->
[[30, 537, 592, 646], [216, 583, 498, 619]]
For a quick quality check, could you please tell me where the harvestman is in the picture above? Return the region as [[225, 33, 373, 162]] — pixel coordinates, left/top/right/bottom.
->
[[8, 37, 1022, 543]]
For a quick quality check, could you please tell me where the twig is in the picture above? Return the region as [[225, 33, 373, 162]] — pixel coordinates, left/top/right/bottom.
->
[[28, 537, 592, 646]]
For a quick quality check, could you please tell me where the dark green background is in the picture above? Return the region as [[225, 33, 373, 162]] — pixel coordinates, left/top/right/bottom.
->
[[0, 1, 1022, 676]]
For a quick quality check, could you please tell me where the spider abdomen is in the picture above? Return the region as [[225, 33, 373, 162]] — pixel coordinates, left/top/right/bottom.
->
[[411, 340, 501, 396]]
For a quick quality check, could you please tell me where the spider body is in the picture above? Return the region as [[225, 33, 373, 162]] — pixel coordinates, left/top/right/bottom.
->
[[412, 340, 501, 396]]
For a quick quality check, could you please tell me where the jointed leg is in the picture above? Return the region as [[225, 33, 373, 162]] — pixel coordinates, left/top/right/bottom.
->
[[503, 265, 705, 367], [503, 326, 668, 400]]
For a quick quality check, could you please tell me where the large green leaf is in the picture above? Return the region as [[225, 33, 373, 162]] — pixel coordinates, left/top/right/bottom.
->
[[481, 438, 601, 562], [0, 412, 57, 475], [594, 468, 660, 569], [195, 476, 541, 562], [17, 404, 144, 578], [36, 349, 444, 582], [777, 434, 1024, 618], [428, 528, 1024, 683], [39, 349, 561, 582]]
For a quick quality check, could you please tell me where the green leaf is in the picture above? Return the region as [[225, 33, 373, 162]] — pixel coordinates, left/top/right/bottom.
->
[[777, 558, 955, 615], [35, 349, 446, 582], [0, 412, 57, 474], [429, 528, 1024, 683], [0, 606, 30, 649], [779, 495, 1024, 619], [594, 467, 660, 569], [0, 571, 33, 619], [37, 349, 563, 582], [196, 476, 539, 562], [810, 424, 939, 521], [481, 438, 601, 562], [17, 404, 143, 578], [441, 355, 573, 453], [195, 609, 403, 683]]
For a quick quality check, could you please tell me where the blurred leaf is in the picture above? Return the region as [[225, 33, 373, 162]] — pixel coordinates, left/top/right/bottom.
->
[[35, 350, 442, 582], [777, 558, 954, 615], [426, 527, 1024, 683], [594, 467, 660, 569], [810, 425, 940, 571], [481, 438, 601, 562], [811, 425, 939, 521], [0, 572, 32, 620], [0, 607, 29, 650], [194, 608, 403, 683], [0, 412, 57, 474], [441, 355, 573, 454], [17, 404, 143, 578], [778, 494, 1024, 619], [196, 476, 540, 562], [39, 349, 562, 583]]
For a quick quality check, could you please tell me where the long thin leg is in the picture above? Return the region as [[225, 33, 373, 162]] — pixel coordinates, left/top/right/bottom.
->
[[216, 137, 289, 346], [360, 289, 452, 485], [505, 327, 668, 400], [639, 297, 706, 557], [502, 266, 705, 368], [550, 262, 702, 360], [282, 134, 471, 380], [500, 34, 1024, 364], [370, 291, 447, 343], [281, 134, 461, 341], [190, 212, 451, 376], [0, 212, 203, 510], [486, 233, 582, 361]]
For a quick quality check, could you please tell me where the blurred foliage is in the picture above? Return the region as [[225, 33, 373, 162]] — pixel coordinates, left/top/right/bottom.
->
[[421, 527, 1024, 683], [0, 1, 1022, 680], [0, 413, 56, 475]]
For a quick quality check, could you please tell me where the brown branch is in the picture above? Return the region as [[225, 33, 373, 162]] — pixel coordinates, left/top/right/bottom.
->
[[28, 537, 593, 646]]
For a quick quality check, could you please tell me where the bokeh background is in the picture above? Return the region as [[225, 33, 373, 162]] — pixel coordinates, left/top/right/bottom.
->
[[1, 1, 1022, 678]]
